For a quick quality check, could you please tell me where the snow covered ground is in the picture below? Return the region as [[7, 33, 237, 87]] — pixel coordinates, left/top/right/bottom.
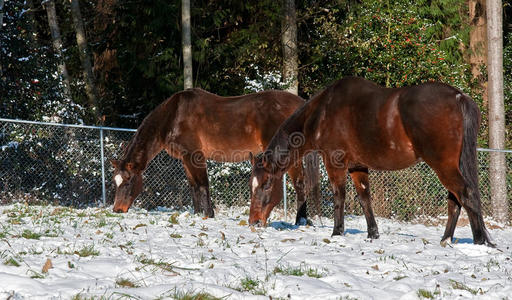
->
[[0, 204, 511, 300]]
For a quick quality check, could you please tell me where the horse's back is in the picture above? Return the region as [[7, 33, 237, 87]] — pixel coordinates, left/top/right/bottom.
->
[[179, 88, 302, 106], [165, 88, 305, 161], [314, 77, 468, 170]]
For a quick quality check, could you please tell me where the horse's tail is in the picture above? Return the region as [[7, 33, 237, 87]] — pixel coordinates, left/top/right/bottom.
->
[[458, 93, 495, 245], [458, 93, 480, 196], [304, 151, 322, 218]]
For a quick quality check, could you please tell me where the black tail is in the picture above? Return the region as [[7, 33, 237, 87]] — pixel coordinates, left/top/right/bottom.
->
[[304, 151, 321, 218], [458, 93, 494, 246], [458, 93, 480, 196]]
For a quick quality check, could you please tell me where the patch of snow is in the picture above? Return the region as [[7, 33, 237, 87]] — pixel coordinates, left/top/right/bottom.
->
[[0, 204, 510, 299], [1, 141, 19, 151]]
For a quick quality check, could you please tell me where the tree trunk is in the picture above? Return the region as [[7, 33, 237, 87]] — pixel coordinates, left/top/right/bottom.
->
[[69, 0, 100, 122], [25, 0, 42, 103], [93, 0, 119, 122], [0, 0, 4, 76], [469, 0, 488, 104], [25, 0, 38, 46], [182, 0, 193, 89], [281, 0, 298, 95], [0, 0, 4, 31], [44, 0, 72, 100], [487, 0, 507, 223], [281, 0, 321, 219]]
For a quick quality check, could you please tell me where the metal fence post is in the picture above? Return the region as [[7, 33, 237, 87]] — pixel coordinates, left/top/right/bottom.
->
[[100, 127, 106, 206], [283, 173, 287, 222]]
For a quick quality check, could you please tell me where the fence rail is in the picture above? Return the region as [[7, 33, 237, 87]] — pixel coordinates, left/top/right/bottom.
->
[[1, 118, 510, 224]]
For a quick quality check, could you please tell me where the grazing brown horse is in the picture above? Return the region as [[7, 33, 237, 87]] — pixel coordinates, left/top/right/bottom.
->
[[250, 76, 494, 246], [111, 88, 319, 224]]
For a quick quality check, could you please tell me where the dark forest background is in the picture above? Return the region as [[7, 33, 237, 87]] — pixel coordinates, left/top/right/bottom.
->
[[1, 0, 511, 147]]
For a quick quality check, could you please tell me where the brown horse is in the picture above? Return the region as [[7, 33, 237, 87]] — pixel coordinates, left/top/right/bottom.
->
[[111, 88, 319, 224], [249, 76, 494, 246]]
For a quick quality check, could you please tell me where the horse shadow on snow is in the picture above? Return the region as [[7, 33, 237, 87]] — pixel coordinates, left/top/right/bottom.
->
[[268, 221, 367, 236]]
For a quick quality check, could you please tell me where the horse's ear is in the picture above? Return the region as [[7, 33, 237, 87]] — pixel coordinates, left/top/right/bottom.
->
[[111, 160, 120, 168]]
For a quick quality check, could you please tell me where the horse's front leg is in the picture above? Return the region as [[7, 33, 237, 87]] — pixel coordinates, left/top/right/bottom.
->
[[287, 162, 308, 226], [304, 151, 322, 219], [323, 153, 348, 236], [182, 154, 214, 218], [349, 167, 379, 239]]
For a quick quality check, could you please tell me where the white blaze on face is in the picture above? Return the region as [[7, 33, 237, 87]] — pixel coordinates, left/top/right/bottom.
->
[[114, 174, 124, 187], [251, 177, 259, 193]]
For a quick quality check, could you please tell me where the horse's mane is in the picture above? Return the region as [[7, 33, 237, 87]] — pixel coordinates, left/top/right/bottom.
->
[[262, 97, 309, 173], [120, 94, 180, 168]]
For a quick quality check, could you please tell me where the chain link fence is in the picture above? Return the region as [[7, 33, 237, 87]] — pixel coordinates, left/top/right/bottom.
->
[[1, 118, 510, 224]]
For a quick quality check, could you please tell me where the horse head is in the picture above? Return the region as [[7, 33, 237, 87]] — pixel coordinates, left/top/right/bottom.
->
[[111, 160, 143, 213], [248, 152, 283, 226]]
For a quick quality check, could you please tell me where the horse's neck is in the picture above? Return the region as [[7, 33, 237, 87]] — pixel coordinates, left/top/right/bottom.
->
[[268, 105, 311, 176], [123, 114, 164, 170]]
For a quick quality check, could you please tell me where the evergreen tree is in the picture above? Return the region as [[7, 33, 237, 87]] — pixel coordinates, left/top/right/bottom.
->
[[0, 0, 83, 122]]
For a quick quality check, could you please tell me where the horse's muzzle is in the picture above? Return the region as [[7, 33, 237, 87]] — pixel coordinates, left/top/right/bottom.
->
[[113, 207, 128, 213]]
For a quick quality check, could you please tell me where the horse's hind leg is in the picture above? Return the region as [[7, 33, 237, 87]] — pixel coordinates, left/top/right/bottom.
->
[[182, 154, 214, 218], [441, 192, 461, 243], [432, 165, 492, 245], [349, 167, 379, 239], [287, 162, 308, 225]]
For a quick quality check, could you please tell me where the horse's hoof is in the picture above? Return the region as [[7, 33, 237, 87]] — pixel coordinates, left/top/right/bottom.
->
[[367, 232, 380, 239], [471, 236, 496, 248], [440, 234, 452, 243], [472, 234, 491, 246], [440, 238, 453, 248], [295, 217, 309, 226], [331, 228, 344, 236]]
